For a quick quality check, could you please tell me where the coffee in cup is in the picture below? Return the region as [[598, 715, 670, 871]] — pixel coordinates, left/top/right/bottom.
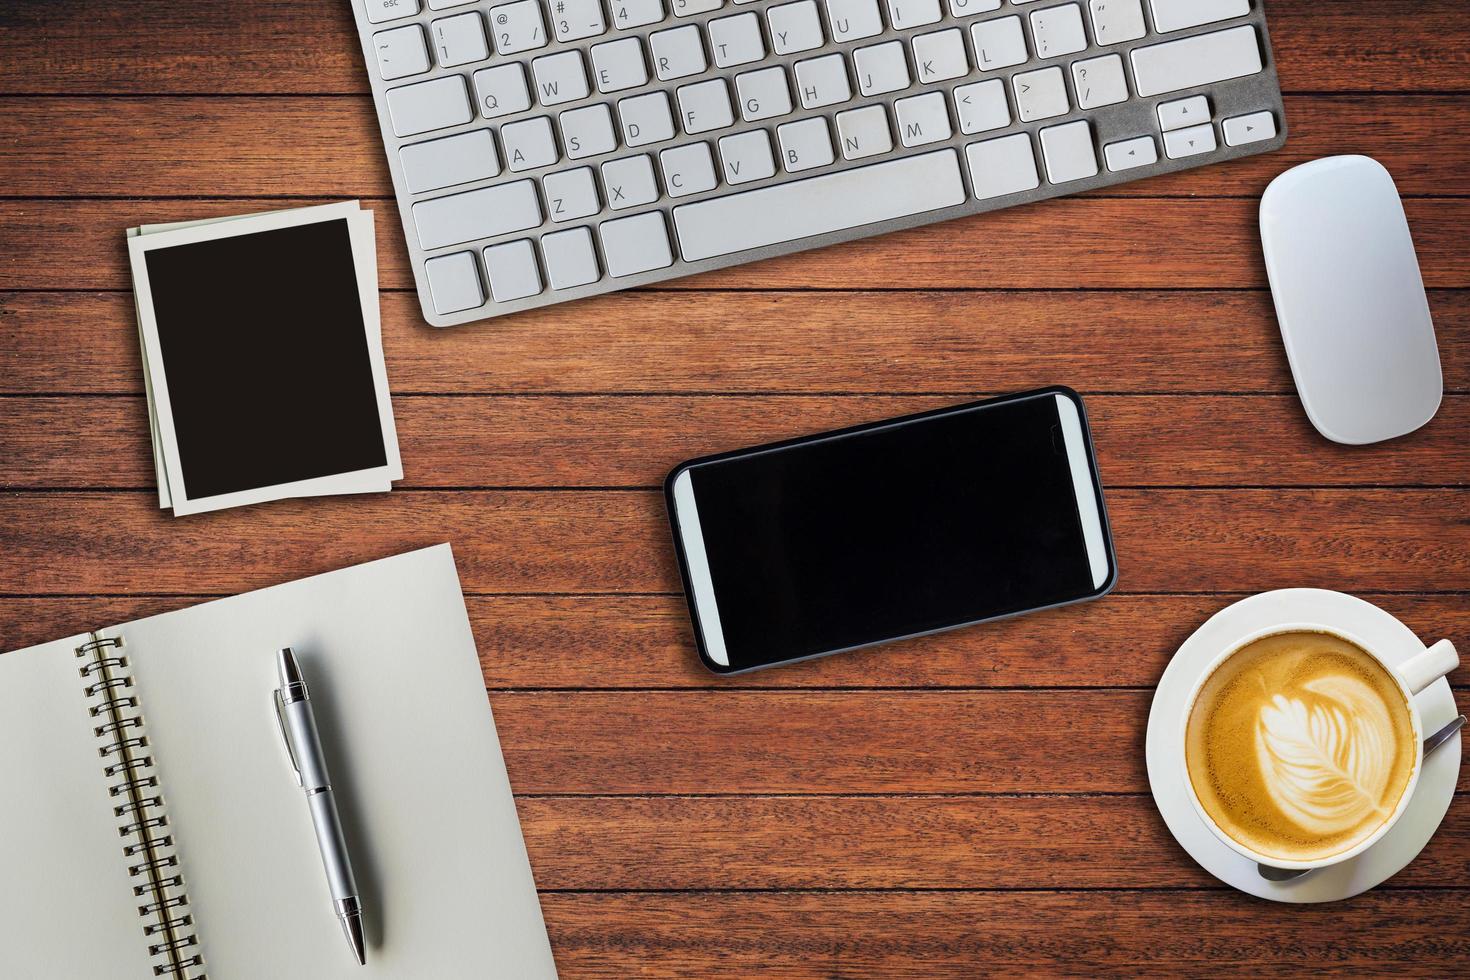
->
[[1185, 630, 1419, 864]]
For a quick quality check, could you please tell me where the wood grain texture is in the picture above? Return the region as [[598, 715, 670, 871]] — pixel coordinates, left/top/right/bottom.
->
[[4, 0, 1468, 971], [3, 95, 1468, 199], [6, 198, 1470, 293], [4, 290, 1469, 396], [0, 490, 1466, 599], [4, 593, 1467, 690], [2, 0, 1466, 95], [3, 394, 1469, 490], [515, 794, 1470, 890], [537, 891, 1470, 977]]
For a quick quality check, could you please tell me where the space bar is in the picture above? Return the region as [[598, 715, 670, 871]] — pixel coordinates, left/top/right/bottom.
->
[[672, 150, 967, 262]]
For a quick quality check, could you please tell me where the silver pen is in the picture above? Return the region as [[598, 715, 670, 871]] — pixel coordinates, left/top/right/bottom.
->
[[273, 647, 367, 966]]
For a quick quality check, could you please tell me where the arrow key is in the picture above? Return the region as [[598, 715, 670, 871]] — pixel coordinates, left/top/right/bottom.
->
[[1163, 121, 1217, 159], [1223, 110, 1277, 147], [1103, 135, 1158, 172]]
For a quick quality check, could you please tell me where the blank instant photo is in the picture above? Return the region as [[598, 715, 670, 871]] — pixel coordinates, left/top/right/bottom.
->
[[128, 202, 401, 516]]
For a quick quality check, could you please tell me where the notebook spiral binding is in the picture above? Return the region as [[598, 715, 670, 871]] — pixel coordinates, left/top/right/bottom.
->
[[76, 633, 207, 980]]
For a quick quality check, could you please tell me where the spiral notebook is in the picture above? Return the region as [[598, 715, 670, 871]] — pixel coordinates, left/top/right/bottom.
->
[[0, 545, 556, 980]]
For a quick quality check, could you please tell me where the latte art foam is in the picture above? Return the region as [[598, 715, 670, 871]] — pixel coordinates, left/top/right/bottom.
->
[[1186, 632, 1417, 863]]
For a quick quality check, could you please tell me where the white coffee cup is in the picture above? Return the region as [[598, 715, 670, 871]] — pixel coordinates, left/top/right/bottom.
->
[[1179, 623, 1459, 871]]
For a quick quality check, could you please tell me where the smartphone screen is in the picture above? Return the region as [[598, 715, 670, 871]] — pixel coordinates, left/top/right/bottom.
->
[[666, 388, 1115, 672]]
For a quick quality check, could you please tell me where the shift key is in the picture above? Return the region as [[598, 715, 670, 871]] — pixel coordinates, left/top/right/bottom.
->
[[412, 180, 542, 250], [1130, 25, 1262, 98]]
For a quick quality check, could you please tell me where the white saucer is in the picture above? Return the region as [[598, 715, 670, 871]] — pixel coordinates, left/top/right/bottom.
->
[[1145, 589, 1461, 902]]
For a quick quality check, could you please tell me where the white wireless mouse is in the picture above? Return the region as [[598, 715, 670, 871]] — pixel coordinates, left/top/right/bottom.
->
[[1260, 155, 1442, 444]]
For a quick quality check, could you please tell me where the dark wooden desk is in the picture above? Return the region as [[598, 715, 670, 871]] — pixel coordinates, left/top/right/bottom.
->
[[2, 1, 1467, 974]]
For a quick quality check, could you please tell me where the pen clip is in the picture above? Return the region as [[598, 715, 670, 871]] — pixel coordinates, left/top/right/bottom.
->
[[273, 688, 303, 787]]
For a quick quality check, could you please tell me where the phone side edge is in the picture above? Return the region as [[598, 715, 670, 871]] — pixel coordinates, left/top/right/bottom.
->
[[665, 465, 735, 673]]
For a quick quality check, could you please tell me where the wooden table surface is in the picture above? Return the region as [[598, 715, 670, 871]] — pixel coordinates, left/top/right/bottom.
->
[[3, 0, 1468, 974]]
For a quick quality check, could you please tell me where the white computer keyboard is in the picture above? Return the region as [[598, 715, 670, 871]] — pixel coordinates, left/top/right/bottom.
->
[[352, 0, 1285, 326]]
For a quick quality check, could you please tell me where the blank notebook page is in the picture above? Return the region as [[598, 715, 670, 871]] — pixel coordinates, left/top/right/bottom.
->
[[0, 636, 161, 979], [122, 546, 555, 979]]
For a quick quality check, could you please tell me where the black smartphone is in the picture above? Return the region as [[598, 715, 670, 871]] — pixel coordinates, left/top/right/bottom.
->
[[665, 387, 1117, 674]]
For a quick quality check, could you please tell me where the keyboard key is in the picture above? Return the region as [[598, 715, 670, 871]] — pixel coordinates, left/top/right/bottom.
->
[[947, 0, 1002, 18], [1072, 54, 1128, 110], [953, 78, 1009, 134], [1103, 134, 1157, 171], [374, 25, 430, 80], [912, 29, 969, 84], [490, 0, 549, 54], [853, 41, 911, 96], [386, 75, 473, 137], [795, 54, 852, 109], [1130, 25, 1262, 98], [400, 129, 500, 193], [836, 104, 892, 159], [971, 16, 1028, 72], [709, 13, 766, 68], [718, 130, 777, 184], [552, 0, 608, 42], [592, 37, 649, 92], [429, 0, 479, 6], [768, 1, 825, 55], [1014, 66, 1069, 122], [412, 179, 542, 249], [826, 0, 884, 41], [1158, 95, 1208, 131], [600, 212, 675, 276], [1163, 121, 1216, 158], [1222, 110, 1276, 146], [561, 103, 618, 158], [777, 117, 834, 172], [611, 0, 665, 29], [541, 227, 602, 288], [650, 24, 707, 79], [1039, 119, 1098, 182], [736, 66, 793, 121], [661, 142, 719, 197], [424, 251, 484, 315], [1029, 3, 1087, 58], [502, 116, 560, 170], [677, 78, 734, 134], [532, 50, 590, 106], [430, 12, 490, 67], [1149, 0, 1249, 34], [544, 166, 603, 220], [673, 149, 965, 261], [894, 91, 951, 147], [887, 0, 941, 29], [473, 63, 532, 118], [1089, 0, 1145, 45], [484, 239, 543, 301], [366, 0, 421, 24], [673, 0, 725, 14], [965, 132, 1039, 199], [619, 91, 676, 146], [602, 154, 661, 208]]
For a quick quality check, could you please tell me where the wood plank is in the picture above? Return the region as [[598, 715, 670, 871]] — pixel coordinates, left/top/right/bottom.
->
[[5, 593, 1466, 690], [487, 690, 1470, 794], [538, 891, 1470, 977], [2, 1, 1466, 95], [5, 290, 1469, 396], [4, 198, 1469, 295], [4, 395, 1468, 490], [0, 490, 1465, 599], [4, 96, 1468, 199], [516, 794, 1470, 890]]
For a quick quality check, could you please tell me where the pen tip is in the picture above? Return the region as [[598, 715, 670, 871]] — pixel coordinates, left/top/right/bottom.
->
[[343, 912, 367, 966]]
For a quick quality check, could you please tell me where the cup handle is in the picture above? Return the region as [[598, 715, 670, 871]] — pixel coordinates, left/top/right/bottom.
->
[[1396, 639, 1459, 696]]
